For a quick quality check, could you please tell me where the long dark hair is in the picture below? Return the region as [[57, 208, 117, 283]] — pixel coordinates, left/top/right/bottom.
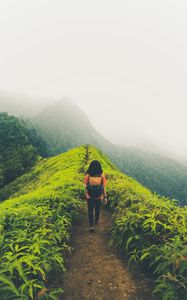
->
[[86, 160, 103, 176]]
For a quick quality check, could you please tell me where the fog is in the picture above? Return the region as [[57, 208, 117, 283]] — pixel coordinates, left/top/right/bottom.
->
[[0, 0, 187, 160]]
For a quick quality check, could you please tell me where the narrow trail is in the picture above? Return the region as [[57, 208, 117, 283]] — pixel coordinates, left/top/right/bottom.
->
[[60, 207, 158, 300], [59, 145, 158, 299]]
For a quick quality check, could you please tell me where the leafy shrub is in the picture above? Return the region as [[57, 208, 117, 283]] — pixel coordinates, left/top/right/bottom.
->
[[0, 113, 40, 188], [88, 146, 187, 300], [0, 146, 87, 299], [1, 144, 186, 299]]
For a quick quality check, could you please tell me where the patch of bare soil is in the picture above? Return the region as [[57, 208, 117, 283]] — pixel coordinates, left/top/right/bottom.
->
[[60, 206, 159, 300]]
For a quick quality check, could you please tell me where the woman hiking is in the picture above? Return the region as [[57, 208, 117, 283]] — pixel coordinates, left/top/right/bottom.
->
[[84, 160, 107, 232]]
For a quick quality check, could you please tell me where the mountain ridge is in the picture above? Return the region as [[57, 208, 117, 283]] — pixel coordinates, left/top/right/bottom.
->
[[32, 99, 187, 203], [0, 93, 187, 202]]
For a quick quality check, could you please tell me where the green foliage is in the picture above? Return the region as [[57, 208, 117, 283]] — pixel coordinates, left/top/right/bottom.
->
[[85, 146, 187, 299], [108, 146, 187, 204], [0, 113, 39, 188], [0, 146, 87, 299], [21, 119, 48, 158], [31, 100, 187, 204], [0, 144, 187, 299], [2, 98, 187, 202], [90, 145, 187, 299]]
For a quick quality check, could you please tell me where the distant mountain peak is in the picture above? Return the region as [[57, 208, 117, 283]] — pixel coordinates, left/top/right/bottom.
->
[[42, 96, 82, 113], [53, 96, 76, 105]]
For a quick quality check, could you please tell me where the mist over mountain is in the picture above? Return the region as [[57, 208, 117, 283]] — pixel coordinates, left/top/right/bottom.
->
[[0, 90, 55, 117], [33, 97, 110, 154], [1, 93, 187, 203], [1, 2, 187, 297], [32, 98, 187, 203]]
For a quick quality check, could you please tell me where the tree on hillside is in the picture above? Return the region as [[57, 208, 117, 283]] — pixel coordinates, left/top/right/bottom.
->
[[0, 113, 39, 187]]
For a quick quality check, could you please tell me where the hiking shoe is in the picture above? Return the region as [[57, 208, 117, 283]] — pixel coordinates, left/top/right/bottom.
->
[[89, 226, 94, 232]]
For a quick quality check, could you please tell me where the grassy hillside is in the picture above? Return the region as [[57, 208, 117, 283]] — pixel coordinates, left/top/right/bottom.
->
[[87, 146, 187, 300], [32, 100, 187, 204], [1, 96, 187, 203], [0, 145, 186, 299], [0, 113, 48, 189], [0, 146, 86, 299], [0, 113, 40, 188], [109, 145, 187, 204]]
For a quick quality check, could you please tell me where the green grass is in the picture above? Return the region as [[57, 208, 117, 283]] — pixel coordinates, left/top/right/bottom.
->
[[0, 146, 87, 299], [88, 146, 187, 300], [0, 144, 187, 300]]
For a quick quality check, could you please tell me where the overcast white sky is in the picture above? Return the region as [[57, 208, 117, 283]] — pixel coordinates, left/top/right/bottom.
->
[[0, 0, 187, 159]]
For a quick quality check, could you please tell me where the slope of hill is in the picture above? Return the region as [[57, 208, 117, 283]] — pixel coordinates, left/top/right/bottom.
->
[[109, 145, 187, 204], [0, 112, 49, 189], [33, 98, 109, 155], [1, 94, 187, 203], [0, 146, 86, 299], [32, 99, 187, 203], [0, 113, 40, 188], [0, 145, 186, 300]]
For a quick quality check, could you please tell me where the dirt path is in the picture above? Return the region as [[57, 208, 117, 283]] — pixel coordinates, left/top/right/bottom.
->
[[60, 206, 158, 300]]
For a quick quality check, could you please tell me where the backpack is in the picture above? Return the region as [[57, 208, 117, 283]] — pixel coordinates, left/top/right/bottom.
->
[[86, 175, 104, 199]]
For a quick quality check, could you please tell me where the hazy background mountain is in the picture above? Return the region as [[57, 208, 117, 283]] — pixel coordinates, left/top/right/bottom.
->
[[33, 97, 110, 155], [0, 90, 186, 163], [0, 90, 54, 117], [0, 93, 187, 203], [33, 99, 187, 203], [1, 1, 187, 163]]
